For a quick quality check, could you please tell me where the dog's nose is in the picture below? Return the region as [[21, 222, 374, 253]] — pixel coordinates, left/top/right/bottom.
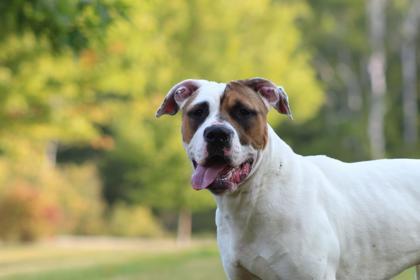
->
[[204, 125, 233, 148]]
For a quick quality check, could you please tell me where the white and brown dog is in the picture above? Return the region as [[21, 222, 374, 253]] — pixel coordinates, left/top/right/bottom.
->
[[156, 78, 420, 280]]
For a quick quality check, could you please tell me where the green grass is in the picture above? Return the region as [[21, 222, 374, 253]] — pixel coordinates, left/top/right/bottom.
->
[[0, 238, 226, 280], [396, 267, 416, 280], [0, 237, 416, 280], [5, 249, 224, 280]]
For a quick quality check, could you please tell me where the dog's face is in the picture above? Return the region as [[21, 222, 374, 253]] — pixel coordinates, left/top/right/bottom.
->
[[156, 78, 292, 195]]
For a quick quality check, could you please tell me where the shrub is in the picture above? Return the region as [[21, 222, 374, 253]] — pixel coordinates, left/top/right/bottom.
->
[[108, 203, 163, 237], [56, 164, 105, 235], [0, 184, 59, 242], [0, 161, 106, 242]]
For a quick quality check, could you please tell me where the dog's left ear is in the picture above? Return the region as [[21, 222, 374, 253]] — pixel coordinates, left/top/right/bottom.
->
[[156, 79, 201, 117], [241, 78, 292, 119]]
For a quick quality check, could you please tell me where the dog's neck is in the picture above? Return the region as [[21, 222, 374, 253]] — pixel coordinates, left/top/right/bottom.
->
[[214, 125, 298, 221]]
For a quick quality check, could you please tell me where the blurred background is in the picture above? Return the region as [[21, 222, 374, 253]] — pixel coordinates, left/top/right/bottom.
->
[[0, 0, 419, 279]]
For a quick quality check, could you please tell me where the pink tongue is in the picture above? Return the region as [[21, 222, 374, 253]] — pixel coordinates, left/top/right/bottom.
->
[[191, 164, 226, 190]]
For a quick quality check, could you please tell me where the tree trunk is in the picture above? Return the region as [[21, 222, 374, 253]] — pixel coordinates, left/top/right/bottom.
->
[[337, 50, 362, 112], [176, 208, 192, 244], [367, 0, 387, 159], [401, 41, 418, 145], [44, 140, 58, 169], [401, 0, 420, 145]]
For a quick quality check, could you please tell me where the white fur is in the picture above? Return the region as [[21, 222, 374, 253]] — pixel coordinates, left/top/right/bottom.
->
[[179, 81, 420, 279], [216, 126, 420, 280]]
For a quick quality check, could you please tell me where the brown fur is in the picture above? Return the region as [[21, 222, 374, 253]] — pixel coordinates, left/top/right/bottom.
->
[[220, 81, 268, 149], [181, 92, 199, 143], [181, 81, 269, 149]]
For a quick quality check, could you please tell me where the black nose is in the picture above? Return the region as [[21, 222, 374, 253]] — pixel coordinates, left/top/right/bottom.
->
[[204, 125, 233, 148]]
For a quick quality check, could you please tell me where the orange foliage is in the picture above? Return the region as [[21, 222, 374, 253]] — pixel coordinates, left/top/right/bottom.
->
[[0, 183, 60, 242]]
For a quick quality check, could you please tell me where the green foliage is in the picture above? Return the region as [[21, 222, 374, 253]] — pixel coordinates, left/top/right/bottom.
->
[[0, 0, 128, 52], [0, 0, 417, 244], [100, 105, 215, 211], [278, 108, 370, 162], [0, 1, 129, 156], [57, 164, 105, 235], [107, 203, 163, 237], [284, 0, 420, 161], [0, 0, 325, 239], [98, 0, 324, 213]]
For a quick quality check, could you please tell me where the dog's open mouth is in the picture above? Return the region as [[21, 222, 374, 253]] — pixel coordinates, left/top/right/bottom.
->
[[191, 157, 254, 195]]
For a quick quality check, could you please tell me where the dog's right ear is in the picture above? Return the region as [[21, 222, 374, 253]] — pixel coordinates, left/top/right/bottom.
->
[[156, 80, 201, 117]]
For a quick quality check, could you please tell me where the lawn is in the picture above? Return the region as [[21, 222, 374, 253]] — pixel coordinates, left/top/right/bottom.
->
[[0, 237, 416, 280], [0, 237, 225, 280]]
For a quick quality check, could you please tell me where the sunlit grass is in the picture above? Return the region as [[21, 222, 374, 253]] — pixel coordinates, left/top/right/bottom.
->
[[395, 267, 416, 280], [0, 237, 416, 280], [3, 250, 224, 280], [0, 237, 225, 280]]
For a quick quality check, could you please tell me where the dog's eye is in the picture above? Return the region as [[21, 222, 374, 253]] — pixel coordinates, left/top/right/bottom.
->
[[189, 108, 204, 118], [234, 107, 256, 119], [239, 108, 252, 117], [187, 104, 209, 120]]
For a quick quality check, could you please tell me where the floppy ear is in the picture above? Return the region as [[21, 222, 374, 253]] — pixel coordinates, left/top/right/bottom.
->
[[156, 80, 201, 117], [241, 78, 292, 119]]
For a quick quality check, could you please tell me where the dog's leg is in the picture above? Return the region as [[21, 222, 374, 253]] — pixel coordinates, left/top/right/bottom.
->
[[224, 262, 262, 280]]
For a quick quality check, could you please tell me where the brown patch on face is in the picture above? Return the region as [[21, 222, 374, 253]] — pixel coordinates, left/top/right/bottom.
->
[[181, 92, 208, 144], [220, 81, 269, 149]]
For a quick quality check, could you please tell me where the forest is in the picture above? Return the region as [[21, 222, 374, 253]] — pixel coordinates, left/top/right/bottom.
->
[[0, 0, 419, 243]]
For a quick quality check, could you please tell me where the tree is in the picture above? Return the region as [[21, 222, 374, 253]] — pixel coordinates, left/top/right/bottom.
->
[[295, 0, 420, 162], [0, 1, 127, 53], [0, 0, 127, 241], [98, 0, 324, 241], [0, 0, 128, 161], [400, 0, 420, 145], [367, 0, 387, 159], [0, 0, 325, 241]]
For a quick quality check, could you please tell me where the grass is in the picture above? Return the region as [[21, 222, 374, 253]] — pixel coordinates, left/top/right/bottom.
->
[[396, 267, 416, 280], [3, 250, 223, 280], [0, 237, 226, 280], [0, 237, 416, 280]]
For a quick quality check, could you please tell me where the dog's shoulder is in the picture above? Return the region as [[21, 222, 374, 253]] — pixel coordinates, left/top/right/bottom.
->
[[303, 154, 347, 169]]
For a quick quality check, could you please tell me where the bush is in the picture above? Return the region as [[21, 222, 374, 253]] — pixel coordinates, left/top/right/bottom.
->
[[0, 160, 106, 242], [56, 164, 105, 235], [0, 184, 59, 242], [108, 203, 163, 237]]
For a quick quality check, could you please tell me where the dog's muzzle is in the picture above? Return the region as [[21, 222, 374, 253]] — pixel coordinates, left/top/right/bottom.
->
[[203, 125, 233, 157]]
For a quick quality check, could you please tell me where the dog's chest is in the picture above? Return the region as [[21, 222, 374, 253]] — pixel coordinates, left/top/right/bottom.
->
[[215, 208, 267, 279], [214, 188, 337, 280], [215, 206, 302, 280]]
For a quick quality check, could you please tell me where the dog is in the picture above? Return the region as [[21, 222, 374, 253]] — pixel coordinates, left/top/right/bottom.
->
[[156, 78, 420, 280]]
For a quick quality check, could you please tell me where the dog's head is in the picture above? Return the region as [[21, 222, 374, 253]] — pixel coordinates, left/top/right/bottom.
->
[[156, 78, 292, 195]]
